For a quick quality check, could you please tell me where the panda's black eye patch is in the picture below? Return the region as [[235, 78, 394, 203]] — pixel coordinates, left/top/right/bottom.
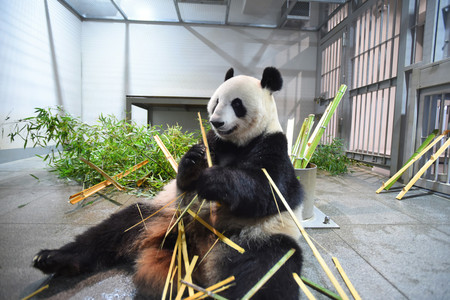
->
[[231, 98, 247, 118]]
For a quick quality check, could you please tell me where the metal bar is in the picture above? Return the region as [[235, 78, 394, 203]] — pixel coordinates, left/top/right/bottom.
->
[[110, 0, 128, 20]]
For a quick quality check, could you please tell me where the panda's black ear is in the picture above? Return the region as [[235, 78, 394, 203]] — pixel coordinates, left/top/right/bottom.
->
[[261, 67, 283, 92], [224, 68, 234, 81]]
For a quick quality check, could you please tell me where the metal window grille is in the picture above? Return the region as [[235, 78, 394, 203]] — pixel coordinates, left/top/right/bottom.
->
[[320, 36, 342, 144], [348, 0, 401, 165], [416, 90, 450, 191], [327, 3, 348, 32]]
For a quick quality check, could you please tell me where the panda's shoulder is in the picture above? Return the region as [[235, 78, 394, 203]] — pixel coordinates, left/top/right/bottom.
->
[[251, 132, 288, 153]]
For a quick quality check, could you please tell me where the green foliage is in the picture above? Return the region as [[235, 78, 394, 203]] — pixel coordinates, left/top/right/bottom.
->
[[310, 138, 351, 175], [7, 107, 200, 196]]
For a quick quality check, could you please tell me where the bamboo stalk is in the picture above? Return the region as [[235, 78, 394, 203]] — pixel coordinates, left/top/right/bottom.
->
[[154, 135, 178, 173], [291, 117, 307, 164], [241, 248, 296, 300], [301, 276, 341, 300], [293, 114, 315, 168], [332, 257, 361, 300], [376, 131, 448, 194], [69, 159, 149, 204], [302, 85, 347, 168], [198, 112, 212, 168], [396, 137, 450, 200], [79, 157, 125, 191], [383, 129, 439, 190], [184, 276, 235, 300], [261, 168, 349, 300], [187, 209, 245, 254], [293, 273, 316, 300]]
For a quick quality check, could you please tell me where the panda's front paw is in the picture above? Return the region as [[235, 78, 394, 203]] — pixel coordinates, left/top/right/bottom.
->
[[183, 144, 206, 166], [177, 144, 208, 191]]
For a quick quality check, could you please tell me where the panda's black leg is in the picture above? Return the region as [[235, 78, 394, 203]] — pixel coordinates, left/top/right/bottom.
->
[[217, 234, 303, 300], [33, 203, 153, 276]]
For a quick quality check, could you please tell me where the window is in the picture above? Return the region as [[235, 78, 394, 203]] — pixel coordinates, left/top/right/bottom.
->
[[434, 0, 450, 61]]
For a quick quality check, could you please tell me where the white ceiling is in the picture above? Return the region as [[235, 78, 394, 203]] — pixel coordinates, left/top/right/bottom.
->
[[59, 0, 347, 30]]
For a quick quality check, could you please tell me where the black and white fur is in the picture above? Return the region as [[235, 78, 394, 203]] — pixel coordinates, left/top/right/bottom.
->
[[32, 67, 303, 299]]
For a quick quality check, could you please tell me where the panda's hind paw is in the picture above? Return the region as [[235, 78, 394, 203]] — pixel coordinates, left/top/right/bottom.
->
[[33, 249, 80, 276]]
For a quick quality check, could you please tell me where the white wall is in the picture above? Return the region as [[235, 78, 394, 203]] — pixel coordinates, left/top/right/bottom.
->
[[1, 3, 317, 158], [0, 0, 82, 151], [82, 22, 317, 131]]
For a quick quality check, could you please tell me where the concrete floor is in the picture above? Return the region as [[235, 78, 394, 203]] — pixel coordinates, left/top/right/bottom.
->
[[0, 157, 449, 300]]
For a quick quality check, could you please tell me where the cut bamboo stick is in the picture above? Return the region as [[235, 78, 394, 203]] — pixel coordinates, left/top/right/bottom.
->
[[396, 137, 450, 200], [376, 131, 448, 194], [261, 168, 349, 300], [384, 129, 439, 190], [175, 255, 198, 300], [301, 276, 341, 300], [332, 257, 361, 300], [302, 85, 347, 168], [69, 159, 149, 204], [21, 284, 49, 300], [161, 235, 180, 300], [124, 193, 183, 232], [79, 157, 125, 191], [198, 112, 212, 167], [154, 135, 178, 173], [293, 273, 316, 300], [180, 280, 228, 300], [187, 209, 245, 254], [184, 276, 235, 300], [241, 248, 296, 300]]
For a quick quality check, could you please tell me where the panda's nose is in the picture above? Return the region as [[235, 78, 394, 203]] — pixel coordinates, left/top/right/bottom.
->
[[211, 121, 224, 129]]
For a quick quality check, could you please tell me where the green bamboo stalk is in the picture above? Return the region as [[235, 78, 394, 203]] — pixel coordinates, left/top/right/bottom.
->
[[291, 118, 308, 164], [384, 129, 439, 190], [301, 85, 347, 168], [295, 114, 315, 168], [300, 276, 342, 300], [241, 248, 296, 300]]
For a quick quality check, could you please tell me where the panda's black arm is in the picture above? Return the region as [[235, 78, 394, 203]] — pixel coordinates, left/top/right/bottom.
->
[[196, 134, 302, 218]]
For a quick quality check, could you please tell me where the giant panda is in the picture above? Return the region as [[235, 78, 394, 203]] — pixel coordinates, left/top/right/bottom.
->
[[32, 67, 304, 299]]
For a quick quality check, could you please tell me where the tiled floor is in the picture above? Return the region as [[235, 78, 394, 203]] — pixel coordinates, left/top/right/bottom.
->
[[0, 157, 449, 299]]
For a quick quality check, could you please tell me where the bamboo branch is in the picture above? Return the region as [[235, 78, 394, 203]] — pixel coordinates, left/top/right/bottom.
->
[[396, 137, 450, 200], [262, 168, 349, 300], [69, 160, 149, 204]]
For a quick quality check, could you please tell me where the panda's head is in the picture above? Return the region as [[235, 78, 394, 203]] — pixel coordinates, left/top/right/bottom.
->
[[208, 67, 283, 146]]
